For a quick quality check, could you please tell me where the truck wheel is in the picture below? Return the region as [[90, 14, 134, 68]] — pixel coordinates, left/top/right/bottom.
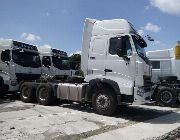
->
[[156, 87, 177, 106], [20, 83, 36, 103], [178, 93, 180, 103], [92, 88, 117, 116], [36, 84, 54, 105]]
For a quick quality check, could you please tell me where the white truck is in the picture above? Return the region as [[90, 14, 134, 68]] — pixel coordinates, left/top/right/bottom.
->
[[0, 39, 41, 96], [147, 41, 180, 106], [20, 18, 152, 115], [38, 45, 73, 80]]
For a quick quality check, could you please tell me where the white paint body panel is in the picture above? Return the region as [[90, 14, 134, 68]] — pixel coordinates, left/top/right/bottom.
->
[[147, 48, 180, 82]]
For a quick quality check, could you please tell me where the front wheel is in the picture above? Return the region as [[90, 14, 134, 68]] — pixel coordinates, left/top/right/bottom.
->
[[92, 88, 117, 116], [156, 87, 177, 106]]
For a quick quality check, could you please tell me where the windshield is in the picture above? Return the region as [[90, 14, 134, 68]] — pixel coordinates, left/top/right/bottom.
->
[[132, 35, 150, 64], [52, 56, 70, 70], [132, 35, 147, 56], [12, 50, 41, 68]]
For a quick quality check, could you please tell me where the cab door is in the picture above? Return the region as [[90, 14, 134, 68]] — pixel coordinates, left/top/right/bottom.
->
[[105, 35, 135, 95], [41, 56, 54, 77]]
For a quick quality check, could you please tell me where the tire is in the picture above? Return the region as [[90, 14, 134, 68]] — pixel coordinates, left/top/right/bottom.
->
[[36, 83, 55, 105], [159, 76, 178, 81], [0, 77, 5, 98], [20, 82, 36, 103], [156, 87, 177, 106], [178, 92, 180, 103], [0, 76, 3, 85], [92, 87, 117, 116]]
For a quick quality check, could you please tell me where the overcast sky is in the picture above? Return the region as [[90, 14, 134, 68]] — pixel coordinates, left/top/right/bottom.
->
[[0, 0, 180, 54]]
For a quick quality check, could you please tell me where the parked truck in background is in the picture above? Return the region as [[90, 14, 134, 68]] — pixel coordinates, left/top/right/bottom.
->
[[38, 45, 74, 80], [0, 39, 41, 96], [20, 18, 152, 115], [147, 41, 180, 106]]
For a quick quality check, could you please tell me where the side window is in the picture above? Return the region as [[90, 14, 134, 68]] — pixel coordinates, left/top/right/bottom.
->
[[42, 56, 51, 67], [151, 61, 160, 69], [109, 36, 132, 56], [1, 50, 11, 62], [109, 37, 122, 55]]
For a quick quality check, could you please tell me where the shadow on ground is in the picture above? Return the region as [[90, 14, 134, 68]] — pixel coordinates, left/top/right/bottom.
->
[[59, 101, 180, 125], [0, 93, 20, 104]]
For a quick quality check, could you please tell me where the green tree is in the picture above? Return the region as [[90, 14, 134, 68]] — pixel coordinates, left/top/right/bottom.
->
[[69, 54, 81, 70]]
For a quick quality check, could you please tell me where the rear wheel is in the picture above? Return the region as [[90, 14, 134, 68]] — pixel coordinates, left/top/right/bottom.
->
[[36, 83, 55, 105], [92, 87, 117, 116], [20, 82, 36, 103], [178, 92, 180, 103], [156, 87, 177, 106]]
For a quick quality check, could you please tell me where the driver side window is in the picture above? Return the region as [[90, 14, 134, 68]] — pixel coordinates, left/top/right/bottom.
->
[[42, 56, 51, 67], [109, 36, 132, 56]]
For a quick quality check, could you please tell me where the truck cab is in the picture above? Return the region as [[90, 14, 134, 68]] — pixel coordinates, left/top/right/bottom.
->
[[38, 46, 73, 80], [81, 19, 152, 105], [0, 39, 41, 92]]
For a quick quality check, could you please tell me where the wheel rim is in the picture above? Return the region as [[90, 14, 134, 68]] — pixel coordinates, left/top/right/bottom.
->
[[22, 87, 30, 99], [39, 88, 48, 101], [178, 93, 180, 102], [96, 94, 110, 110], [160, 91, 173, 103]]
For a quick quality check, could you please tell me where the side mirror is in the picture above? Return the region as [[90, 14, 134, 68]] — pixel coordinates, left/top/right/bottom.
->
[[116, 48, 124, 57], [116, 48, 130, 61]]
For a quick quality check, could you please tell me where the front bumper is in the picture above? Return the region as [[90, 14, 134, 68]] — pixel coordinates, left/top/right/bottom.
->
[[133, 86, 153, 105]]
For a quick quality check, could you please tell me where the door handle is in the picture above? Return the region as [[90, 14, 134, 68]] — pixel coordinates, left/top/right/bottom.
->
[[90, 57, 95, 60], [104, 69, 112, 72]]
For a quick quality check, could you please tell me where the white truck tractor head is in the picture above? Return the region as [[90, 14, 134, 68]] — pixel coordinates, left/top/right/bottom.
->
[[0, 39, 41, 92], [38, 45, 72, 80], [81, 18, 152, 105]]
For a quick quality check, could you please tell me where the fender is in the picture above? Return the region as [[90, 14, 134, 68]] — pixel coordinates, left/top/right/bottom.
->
[[85, 78, 121, 104]]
